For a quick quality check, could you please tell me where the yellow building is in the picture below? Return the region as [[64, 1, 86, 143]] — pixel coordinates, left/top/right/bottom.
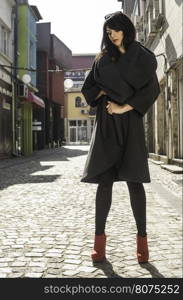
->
[[64, 91, 95, 144], [64, 54, 96, 144]]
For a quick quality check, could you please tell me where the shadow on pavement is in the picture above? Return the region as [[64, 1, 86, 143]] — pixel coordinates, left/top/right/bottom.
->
[[92, 260, 165, 278], [139, 262, 165, 278], [0, 146, 88, 190], [33, 146, 89, 162], [0, 146, 88, 167], [0, 163, 61, 190], [92, 259, 123, 278]]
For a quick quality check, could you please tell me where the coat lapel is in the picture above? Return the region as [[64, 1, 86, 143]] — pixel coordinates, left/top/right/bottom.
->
[[95, 41, 158, 92]]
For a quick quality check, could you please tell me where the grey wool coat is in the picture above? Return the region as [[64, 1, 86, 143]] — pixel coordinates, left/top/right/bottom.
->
[[80, 40, 160, 184]]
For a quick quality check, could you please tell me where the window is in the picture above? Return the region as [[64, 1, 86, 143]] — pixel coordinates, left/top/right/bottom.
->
[[69, 120, 88, 143], [65, 72, 71, 76], [70, 120, 87, 126], [75, 96, 82, 107], [0, 25, 9, 56], [70, 128, 77, 142], [69, 120, 77, 126], [78, 127, 87, 142]]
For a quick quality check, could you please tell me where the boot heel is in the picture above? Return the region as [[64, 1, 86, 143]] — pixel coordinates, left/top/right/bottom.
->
[[91, 233, 106, 262], [137, 234, 149, 263]]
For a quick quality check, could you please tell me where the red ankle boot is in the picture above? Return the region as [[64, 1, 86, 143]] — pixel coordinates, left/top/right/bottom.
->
[[137, 234, 149, 263], [91, 233, 106, 262]]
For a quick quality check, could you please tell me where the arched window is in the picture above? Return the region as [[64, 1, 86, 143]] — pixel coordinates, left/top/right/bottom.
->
[[75, 96, 82, 107]]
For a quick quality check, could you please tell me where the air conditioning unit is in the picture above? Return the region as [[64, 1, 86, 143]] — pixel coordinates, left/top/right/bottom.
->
[[81, 102, 88, 107], [17, 84, 28, 98], [81, 109, 88, 114]]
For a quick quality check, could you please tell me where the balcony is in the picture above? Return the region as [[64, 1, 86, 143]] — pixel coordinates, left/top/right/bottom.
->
[[154, 13, 165, 30], [144, 17, 158, 47]]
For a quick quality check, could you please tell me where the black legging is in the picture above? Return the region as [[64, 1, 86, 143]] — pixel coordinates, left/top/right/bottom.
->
[[95, 166, 146, 237]]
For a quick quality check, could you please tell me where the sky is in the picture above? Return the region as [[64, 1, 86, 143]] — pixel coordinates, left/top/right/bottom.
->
[[29, 0, 122, 54]]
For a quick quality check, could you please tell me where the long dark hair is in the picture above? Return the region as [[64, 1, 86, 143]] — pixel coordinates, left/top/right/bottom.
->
[[95, 11, 136, 62]]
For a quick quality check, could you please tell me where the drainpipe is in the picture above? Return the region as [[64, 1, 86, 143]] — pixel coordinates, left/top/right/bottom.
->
[[12, 0, 19, 156], [11, 65, 16, 155]]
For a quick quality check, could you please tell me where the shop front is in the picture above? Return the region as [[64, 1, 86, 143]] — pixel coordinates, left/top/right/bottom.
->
[[20, 91, 45, 156], [0, 79, 12, 158]]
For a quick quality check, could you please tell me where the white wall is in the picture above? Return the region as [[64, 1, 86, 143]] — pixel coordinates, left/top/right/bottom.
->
[[154, 0, 183, 81], [0, 0, 15, 84], [0, 0, 14, 29]]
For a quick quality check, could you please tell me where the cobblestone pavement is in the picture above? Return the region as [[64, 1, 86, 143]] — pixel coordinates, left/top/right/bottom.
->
[[0, 145, 182, 278]]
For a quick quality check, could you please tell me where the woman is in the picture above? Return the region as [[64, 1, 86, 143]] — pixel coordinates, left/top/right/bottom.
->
[[80, 11, 160, 264]]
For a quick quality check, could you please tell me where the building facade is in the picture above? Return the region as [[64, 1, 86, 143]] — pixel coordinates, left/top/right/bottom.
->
[[0, 0, 15, 158], [16, 1, 43, 156], [64, 54, 96, 144], [37, 22, 72, 149], [122, 0, 183, 167]]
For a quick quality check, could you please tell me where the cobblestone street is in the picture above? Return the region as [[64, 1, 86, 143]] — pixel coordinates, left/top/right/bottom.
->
[[0, 145, 182, 278]]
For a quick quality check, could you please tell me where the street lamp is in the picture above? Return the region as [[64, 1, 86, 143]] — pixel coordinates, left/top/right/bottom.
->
[[22, 74, 31, 84], [64, 78, 74, 90]]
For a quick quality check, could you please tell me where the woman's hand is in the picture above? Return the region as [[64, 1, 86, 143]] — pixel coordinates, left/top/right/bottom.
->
[[106, 101, 134, 114]]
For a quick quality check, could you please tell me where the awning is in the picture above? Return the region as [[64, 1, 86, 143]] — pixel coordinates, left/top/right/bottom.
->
[[27, 92, 45, 108]]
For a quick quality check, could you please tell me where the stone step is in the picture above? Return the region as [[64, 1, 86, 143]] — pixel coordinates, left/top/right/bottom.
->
[[149, 159, 165, 165], [160, 164, 183, 174]]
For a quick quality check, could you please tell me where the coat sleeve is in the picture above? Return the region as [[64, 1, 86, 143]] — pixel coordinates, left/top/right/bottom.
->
[[124, 73, 160, 116], [81, 62, 101, 107]]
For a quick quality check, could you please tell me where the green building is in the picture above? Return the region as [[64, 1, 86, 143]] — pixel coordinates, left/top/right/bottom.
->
[[17, 1, 42, 156]]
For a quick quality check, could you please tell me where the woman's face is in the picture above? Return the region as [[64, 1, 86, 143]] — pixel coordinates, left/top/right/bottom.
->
[[106, 26, 124, 47]]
